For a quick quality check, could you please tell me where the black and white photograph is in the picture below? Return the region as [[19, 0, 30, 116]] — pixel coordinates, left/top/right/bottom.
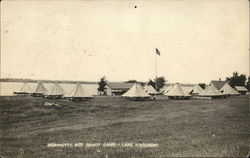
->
[[0, 0, 249, 157]]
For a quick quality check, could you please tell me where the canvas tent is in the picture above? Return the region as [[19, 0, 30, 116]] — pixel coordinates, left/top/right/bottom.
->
[[122, 83, 150, 100], [44, 82, 65, 99], [64, 83, 93, 101], [191, 84, 204, 95], [31, 82, 48, 96], [220, 83, 240, 96], [144, 85, 158, 95], [198, 84, 224, 99], [164, 83, 191, 99], [182, 86, 194, 94], [14, 82, 33, 95]]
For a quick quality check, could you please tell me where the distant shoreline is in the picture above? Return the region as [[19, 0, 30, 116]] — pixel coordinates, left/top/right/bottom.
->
[[0, 78, 97, 84]]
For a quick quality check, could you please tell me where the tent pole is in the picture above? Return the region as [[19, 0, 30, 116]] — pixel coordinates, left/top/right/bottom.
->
[[155, 51, 157, 99]]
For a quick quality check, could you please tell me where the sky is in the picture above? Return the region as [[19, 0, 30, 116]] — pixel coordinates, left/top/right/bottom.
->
[[1, 0, 249, 84]]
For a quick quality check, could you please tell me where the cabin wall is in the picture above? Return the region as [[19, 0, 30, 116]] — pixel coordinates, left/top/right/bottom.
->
[[238, 91, 247, 95]]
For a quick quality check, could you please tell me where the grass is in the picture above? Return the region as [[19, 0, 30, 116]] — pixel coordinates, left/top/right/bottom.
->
[[0, 95, 249, 158]]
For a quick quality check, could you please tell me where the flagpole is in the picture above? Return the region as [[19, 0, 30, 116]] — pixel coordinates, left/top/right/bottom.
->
[[155, 50, 157, 99]]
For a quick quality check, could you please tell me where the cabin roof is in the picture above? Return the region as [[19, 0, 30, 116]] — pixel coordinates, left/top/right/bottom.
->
[[106, 82, 134, 90], [210, 80, 228, 90], [234, 86, 248, 91]]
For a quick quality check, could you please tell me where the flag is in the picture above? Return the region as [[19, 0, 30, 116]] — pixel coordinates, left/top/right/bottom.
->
[[155, 48, 160, 56]]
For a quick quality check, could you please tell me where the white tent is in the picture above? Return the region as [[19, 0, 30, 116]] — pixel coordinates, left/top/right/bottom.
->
[[45, 82, 65, 98], [20, 82, 33, 93], [199, 84, 224, 98], [64, 83, 93, 98], [144, 85, 158, 95], [191, 84, 204, 95], [182, 86, 194, 94], [232, 87, 241, 96], [165, 83, 191, 99], [122, 83, 150, 99], [32, 82, 47, 96], [220, 83, 239, 96], [14, 82, 33, 95]]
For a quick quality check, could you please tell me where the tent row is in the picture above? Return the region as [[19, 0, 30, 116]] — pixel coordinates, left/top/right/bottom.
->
[[14, 82, 93, 101], [161, 82, 240, 99], [15, 82, 157, 101], [161, 84, 204, 95], [122, 83, 240, 100], [15, 81, 242, 101]]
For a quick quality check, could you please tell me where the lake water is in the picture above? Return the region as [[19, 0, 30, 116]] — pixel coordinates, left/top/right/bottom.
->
[[0, 82, 99, 96]]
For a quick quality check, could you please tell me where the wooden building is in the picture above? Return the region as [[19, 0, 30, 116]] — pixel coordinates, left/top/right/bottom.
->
[[105, 82, 134, 96], [234, 86, 248, 95]]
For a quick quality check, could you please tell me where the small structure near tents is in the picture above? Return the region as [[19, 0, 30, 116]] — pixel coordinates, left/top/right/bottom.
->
[[220, 83, 240, 96], [105, 82, 134, 96], [190, 84, 204, 96], [234, 86, 248, 95], [31, 82, 48, 97], [13, 82, 33, 95], [64, 83, 93, 101], [164, 83, 191, 100], [198, 84, 224, 99], [122, 83, 151, 101], [143, 84, 158, 95], [44, 82, 65, 99]]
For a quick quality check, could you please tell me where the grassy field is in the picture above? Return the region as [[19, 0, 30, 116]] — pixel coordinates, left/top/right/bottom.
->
[[0, 95, 249, 158]]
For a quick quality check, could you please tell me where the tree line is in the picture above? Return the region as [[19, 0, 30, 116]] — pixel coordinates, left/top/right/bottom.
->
[[97, 71, 250, 94], [0, 78, 97, 84]]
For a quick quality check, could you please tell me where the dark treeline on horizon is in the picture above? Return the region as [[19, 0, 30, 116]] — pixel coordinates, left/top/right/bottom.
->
[[1, 71, 249, 91], [0, 78, 97, 84]]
